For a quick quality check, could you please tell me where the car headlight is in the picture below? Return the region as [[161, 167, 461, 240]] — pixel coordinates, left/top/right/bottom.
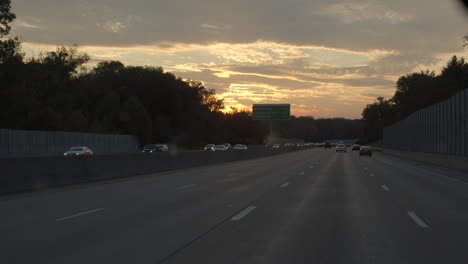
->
[[64, 153, 67, 156]]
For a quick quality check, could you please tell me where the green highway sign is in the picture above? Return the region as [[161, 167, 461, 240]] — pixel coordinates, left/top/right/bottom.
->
[[252, 104, 290, 120]]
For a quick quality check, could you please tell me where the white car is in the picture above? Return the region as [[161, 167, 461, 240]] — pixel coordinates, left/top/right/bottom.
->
[[64, 146, 94, 156], [215, 145, 227, 151], [336, 144, 347, 152], [233, 144, 248, 150], [272, 144, 281, 149]]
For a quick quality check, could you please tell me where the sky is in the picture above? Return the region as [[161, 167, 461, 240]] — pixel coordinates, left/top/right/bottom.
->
[[8, 0, 468, 118]]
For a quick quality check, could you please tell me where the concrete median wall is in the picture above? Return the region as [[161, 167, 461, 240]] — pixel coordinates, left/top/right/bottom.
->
[[0, 148, 304, 196]]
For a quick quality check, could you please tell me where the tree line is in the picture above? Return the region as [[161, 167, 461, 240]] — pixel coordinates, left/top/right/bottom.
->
[[0, 2, 387, 147], [361, 55, 468, 143], [0, 39, 269, 146], [0, 38, 364, 146], [1, 1, 367, 147]]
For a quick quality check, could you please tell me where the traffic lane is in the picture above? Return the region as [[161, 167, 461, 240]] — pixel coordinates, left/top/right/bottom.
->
[[1, 149, 322, 263], [353, 151, 468, 223], [0, 149, 317, 229], [163, 151, 434, 264], [1, 150, 312, 262], [351, 151, 468, 261]]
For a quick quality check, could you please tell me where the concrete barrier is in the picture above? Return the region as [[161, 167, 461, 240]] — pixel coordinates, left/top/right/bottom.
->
[[0, 148, 305, 196]]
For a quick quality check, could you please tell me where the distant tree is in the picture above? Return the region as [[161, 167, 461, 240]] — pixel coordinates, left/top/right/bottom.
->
[[37, 46, 90, 78], [62, 110, 88, 131], [120, 96, 152, 143], [391, 70, 439, 118], [187, 80, 224, 112], [93, 60, 125, 76], [0, 0, 15, 36], [0, 37, 23, 65], [362, 97, 396, 142], [439, 55, 468, 93]]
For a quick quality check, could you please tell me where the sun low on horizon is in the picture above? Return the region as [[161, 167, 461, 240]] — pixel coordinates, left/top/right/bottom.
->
[[10, 0, 468, 118]]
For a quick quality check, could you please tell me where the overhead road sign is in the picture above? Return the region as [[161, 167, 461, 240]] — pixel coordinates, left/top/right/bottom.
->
[[252, 104, 290, 120]]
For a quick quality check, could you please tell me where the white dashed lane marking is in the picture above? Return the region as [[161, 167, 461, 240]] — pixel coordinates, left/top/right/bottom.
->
[[408, 211, 430, 229], [56, 208, 104, 222], [232, 206, 256, 221]]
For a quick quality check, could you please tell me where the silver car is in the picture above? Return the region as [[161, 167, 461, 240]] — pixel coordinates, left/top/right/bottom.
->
[[215, 145, 227, 151], [233, 144, 248, 150], [64, 146, 94, 156]]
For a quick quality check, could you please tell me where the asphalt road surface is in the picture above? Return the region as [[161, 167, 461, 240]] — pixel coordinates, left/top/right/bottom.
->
[[2, 148, 468, 264]]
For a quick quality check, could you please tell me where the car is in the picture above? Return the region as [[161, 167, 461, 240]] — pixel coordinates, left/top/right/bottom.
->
[[324, 142, 331, 149], [346, 144, 351, 147], [155, 144, 168, 152], [215, 145, 227, 151], [352, 144, 361, 151], [142, 144, 158, 153], [272, 144, 281, 149], [64, 146, 94, 156], [142, 144, 168, 152], [233, 144, 248, 150], [204, 144, 215, 151], [359, 146, 372, 156], [223, 143, 232, 150], [336, 144, 347, 152], [265, 143, 272, 148]]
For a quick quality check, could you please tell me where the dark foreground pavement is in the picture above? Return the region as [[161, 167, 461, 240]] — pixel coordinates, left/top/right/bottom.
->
[[2, 148, 468, 263]]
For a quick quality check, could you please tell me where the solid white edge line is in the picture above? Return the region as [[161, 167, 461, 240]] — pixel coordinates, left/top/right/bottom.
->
[[299, 171, 305, 175], [370, 173, 375, 177], [381, 185, 390, 191], [56, 208, 104, 222], [408, 211, 430, 228], [231, 206, 256, 221], [176, 184, 197, 190], [280, 182, 290, 188]]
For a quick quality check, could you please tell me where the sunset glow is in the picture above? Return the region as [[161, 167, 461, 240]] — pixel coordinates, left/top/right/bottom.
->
[[10, 0, 468, 118]]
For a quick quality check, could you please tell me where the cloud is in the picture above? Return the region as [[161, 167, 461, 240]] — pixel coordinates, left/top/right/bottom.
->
[[96, 21, 127, 33], [321, 0, 413, 24], [10, 0, 468, 54], [10, 0, 468, 118]]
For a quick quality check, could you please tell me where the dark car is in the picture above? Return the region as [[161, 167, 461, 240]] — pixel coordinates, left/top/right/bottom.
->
[[142, 144, 158, 153], [324, 142, 331, 149], [359, 146, 372, 156], [352, 144, 361, 151], [142, 144, 168, 153]]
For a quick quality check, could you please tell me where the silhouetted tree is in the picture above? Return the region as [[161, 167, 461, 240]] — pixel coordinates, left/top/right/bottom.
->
[[0, 0, 15, 36], [362, 97, 396, 142]]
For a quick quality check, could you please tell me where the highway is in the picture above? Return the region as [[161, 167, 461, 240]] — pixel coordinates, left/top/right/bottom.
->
[[2, 148, 468, 263]]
